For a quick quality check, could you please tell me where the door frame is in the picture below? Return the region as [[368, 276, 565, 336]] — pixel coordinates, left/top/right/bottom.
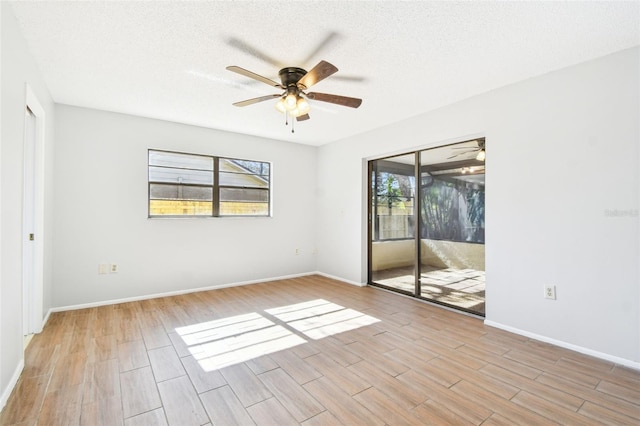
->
[[366, 137, 486, 317], [22, 84, 46, 335]]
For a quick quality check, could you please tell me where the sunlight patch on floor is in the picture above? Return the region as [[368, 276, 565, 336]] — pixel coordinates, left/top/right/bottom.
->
[[267, 300, 380, 340], [372, 266, 485, 314], [177, 299, 379, 371]]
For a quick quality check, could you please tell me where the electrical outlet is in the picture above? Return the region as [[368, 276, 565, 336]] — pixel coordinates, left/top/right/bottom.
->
[[295, 248, 299, 256], [98, 263, 109, 275], [110, 264, 118, 273], [544, 285, 556, 300]]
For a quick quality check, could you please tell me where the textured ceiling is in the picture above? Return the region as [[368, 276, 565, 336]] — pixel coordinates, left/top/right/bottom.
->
[[9, 1, 640, 146]]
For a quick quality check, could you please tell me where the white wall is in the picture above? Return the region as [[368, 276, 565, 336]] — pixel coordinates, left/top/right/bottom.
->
[[1, 3, 55, 407], [53, 105, 317, 308], [317, 47, 640, 365]]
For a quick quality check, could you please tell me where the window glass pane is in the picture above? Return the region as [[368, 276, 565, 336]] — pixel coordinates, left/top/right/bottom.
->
[[150, 184, 212, 201], [373, 155, 416, 241], [220, 187, 269, 216], [420, 146, 485, 244], [219, 171, 269, 188], [149, 150, 213, 171], [220, 158, 269, 175], [220, 187, 269, 202], [220, 202, 269, 216], [419, 175, 485, 243], [149, 166, 213, 185], [228, 159, 269, 175], [149, 200, 213, 216]]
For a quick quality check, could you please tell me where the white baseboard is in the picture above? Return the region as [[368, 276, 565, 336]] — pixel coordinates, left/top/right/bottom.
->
[[49, 271, 318, 313], [41, 308, 52, 329], [0, 358, 24, 412], [484, 320, 640, 371], [314, 271, 366, 287]]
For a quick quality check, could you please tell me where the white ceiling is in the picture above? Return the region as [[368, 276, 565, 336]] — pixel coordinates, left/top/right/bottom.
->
[[9, 1, 640, 146]]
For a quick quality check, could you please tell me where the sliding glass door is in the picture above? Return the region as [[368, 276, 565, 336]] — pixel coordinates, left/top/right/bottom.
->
[[369, 139, 486, 316], [370, 153, 418, 295]]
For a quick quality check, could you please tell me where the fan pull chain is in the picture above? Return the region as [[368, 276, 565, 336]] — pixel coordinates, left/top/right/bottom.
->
[[282, 111, 297, 133]]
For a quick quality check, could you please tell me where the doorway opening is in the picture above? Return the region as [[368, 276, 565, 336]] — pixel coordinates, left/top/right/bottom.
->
[[368, 139, 486, 316]]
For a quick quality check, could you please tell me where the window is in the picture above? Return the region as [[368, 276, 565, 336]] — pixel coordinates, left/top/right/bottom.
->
[[148, 150, 270, 217]]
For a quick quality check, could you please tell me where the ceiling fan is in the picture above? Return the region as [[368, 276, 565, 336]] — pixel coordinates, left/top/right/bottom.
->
[[226, 60, 362, 132], [448, 139, 486, 161]]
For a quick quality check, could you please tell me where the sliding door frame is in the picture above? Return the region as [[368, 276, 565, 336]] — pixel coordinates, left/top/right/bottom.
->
[[367, 138, 486, 317], [413, 151, 421, 297]]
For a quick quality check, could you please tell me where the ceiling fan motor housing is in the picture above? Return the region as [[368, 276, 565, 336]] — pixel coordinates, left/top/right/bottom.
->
[[279, 67, 307, 90]]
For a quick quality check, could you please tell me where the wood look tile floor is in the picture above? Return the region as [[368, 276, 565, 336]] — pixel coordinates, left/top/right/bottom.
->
[[1, 275, 639, 425]]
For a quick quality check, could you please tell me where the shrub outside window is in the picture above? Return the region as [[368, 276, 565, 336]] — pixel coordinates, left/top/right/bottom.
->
[[148, 149, 270, 217]]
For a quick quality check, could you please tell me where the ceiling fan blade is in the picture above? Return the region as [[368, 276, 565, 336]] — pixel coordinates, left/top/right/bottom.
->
[[307, 92, 362, 108], [232, 94, 281, 107], [301, 32, 340, 66], [331, 75, 367, 83], [297, 60, 338, 89], [296, 113, 310, 121], [226, 66, 284, 89], [226, 37, 283, 68], [447, 151, 472, 160]]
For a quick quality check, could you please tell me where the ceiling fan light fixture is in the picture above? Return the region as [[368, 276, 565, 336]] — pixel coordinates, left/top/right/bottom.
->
[[297, 97, 310, 115], [476, 150, 486, 161], [284, 93, 298, 111], [275, 98, 286, 113]]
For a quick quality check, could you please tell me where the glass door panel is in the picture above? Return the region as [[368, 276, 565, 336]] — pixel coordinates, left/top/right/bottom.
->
[[419, 143, 485, 315], [370, 154, 417, 295]]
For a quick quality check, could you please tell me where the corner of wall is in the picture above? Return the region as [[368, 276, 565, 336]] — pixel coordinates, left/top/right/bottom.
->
[[315, 271, 366, 287]]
